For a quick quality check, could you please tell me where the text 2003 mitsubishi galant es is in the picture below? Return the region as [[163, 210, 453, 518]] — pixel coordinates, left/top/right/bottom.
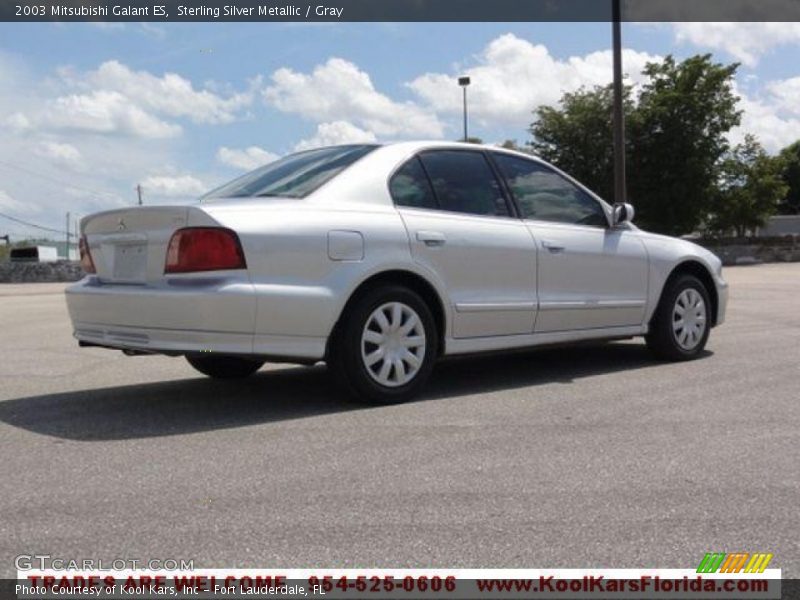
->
[[67, 142, 728, 404]]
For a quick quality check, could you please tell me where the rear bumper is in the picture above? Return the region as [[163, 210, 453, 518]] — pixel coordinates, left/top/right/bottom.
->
[[72, 321, 254, 355], [65, 276, 326, 361]]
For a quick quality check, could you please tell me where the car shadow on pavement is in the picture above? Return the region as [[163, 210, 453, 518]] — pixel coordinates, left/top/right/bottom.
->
[[0, 342, 710, 441]]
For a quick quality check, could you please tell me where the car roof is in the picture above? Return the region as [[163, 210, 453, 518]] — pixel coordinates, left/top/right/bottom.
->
[[304, 140, 539, 161], [374, 140, 537, 158]]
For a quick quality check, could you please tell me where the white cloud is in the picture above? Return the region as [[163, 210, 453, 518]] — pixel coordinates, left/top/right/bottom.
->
[[264, 57, 443, 138], [731, 82, 800, 153], [45, 90, 182, 138], [85, 60, 252, 125], [671, 22, 800, 67], [408, 34, 660, 128], [3, 112, 31, 132], [141, 174, 207, 197], [12, 60, 254, 139], [764, 77, 800, 116], [216, 146, 279, 170], [36, 141, 83, 168], [0, 190, 41, 214], [294, 121, 378, 151]]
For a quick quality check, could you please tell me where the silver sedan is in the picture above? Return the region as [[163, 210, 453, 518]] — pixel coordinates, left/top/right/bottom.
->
[[66, 142, 728, 403]]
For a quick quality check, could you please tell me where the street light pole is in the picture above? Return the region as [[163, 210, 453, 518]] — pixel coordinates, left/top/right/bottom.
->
[[458, 76, 471, 142], [612, 0, 627, 205]]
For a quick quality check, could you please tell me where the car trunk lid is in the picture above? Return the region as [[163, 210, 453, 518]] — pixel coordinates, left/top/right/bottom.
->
[[82, 206, 218, 284]]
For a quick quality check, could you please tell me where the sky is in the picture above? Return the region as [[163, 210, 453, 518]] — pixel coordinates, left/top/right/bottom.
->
[[1, 21, 800, 240]]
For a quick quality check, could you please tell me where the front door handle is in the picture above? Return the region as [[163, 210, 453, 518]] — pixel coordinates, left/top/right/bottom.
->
[[541, 240, 565, 253], [416, 231, 446, 247]]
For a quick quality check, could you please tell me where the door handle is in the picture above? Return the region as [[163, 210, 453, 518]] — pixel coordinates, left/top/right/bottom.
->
[[416, 231, 446, 246], [541, 240, 565, 253]]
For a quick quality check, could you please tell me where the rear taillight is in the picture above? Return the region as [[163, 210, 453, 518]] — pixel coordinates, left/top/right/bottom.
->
[[165, 227, 247, 274], [79, 235, 96, 274]]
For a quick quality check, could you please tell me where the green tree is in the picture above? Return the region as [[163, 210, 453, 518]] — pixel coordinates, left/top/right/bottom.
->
[[630, 55, 741, 235], [707, 135, 787, 237], [777, 141, 800, 214], [529, 54, 742, 235], [530, 84, 632, 203], [499, 139, 527, 152]]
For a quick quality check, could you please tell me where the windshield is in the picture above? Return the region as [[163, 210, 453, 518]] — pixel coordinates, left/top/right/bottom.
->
[[203, 144, 379, 201]]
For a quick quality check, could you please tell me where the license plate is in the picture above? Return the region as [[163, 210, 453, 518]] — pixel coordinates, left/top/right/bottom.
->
[[113, 243, 147, 282]]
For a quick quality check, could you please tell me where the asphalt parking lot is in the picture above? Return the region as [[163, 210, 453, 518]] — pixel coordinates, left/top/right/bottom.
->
[[1, 263, 798, 577]]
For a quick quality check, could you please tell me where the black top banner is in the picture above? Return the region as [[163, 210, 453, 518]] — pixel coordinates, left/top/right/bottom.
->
[[3, 0, 800, 23]]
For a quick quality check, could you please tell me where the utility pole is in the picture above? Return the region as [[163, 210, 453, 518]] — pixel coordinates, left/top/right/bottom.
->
[[65, 211, 70, 259], [458, 76, 471, 142], [612, 0, 627, 205], [73, 214, 79, 259], [136, 184, 143, 206]]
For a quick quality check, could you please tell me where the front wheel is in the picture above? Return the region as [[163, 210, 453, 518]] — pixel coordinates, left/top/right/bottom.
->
[[185, 354, 265, 379], [328, 285, 438, 404], [646, 274, 711, 361]]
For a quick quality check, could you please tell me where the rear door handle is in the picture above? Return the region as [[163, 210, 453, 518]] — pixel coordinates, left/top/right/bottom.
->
[[416, 231, 446, 246], [541, 240, 565, 253]]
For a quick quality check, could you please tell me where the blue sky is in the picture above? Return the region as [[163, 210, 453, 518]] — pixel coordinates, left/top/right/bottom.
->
[[1, 21, 800, 239]]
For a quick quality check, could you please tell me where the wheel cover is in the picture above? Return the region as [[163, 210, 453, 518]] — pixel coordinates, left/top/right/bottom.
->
[[361, 301, 426, 388], [672, 288, 707, 351]]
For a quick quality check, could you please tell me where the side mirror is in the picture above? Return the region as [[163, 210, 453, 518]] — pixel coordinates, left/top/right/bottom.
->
[[612, 203, 635, 226]]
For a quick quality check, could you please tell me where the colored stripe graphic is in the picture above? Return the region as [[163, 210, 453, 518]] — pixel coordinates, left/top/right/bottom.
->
[[697, 553, 727, 573], [697, 553, 773, 574], [720, 553, 749, 573], [744, 553, 773, 574]]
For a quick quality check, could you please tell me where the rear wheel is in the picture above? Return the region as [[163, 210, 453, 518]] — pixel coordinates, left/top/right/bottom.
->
[[646, 274, 711, 361], [329, 285, 438, 404], [185, 354, 264, 379]]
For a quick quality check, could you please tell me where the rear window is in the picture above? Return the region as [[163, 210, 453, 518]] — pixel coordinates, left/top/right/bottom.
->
[[203, 144, 378, 201]]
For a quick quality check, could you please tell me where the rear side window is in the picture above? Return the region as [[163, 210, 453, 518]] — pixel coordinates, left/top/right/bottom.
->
[[418, 151, 510, 217], [389, 158, 437, 209], [492, 153, 607, 227]]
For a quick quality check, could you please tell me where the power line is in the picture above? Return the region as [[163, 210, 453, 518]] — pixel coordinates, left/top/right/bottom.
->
[[0, 210, 74, 237], [0, 159, 121, 200]]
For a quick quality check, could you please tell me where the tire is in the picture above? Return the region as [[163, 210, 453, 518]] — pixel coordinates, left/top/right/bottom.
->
[[328, 285, 438, 404], [646, 274, 712, 361], [185, 354, 265, 379]]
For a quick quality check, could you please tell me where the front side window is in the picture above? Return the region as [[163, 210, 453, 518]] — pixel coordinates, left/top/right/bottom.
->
[[492, 153, 608, 227], [418, 151, 510, 217], [389, 157, 437, 209], [203, 144, 378, 200]]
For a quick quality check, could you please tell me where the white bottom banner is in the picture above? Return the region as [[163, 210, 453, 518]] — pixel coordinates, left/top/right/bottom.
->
[[16, 569, 783, 599]]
